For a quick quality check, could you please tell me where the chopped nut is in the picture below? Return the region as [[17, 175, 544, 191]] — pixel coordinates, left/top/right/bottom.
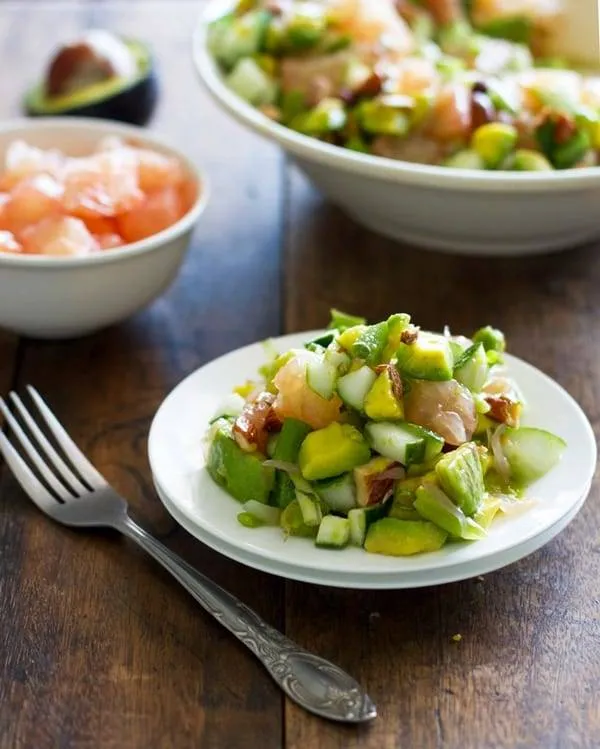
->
[[400, 326, 419, 345], [485, 395, 521, 427]]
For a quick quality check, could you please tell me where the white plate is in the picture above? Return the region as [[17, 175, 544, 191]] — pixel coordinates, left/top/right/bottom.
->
[[148, 332, 597, 589]]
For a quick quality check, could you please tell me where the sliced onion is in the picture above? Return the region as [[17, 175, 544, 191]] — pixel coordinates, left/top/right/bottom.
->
[[496, 495, 539, 516], [262, 459, 299, 474], [490, 425, 510, 481]]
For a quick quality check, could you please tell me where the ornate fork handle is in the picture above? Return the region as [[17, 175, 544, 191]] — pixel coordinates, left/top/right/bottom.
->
[[116, 515, 376, 723]]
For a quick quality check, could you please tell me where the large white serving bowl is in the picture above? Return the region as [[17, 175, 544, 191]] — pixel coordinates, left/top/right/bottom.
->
[[193, 0, 600, 257], [0, 119, 208, 339]]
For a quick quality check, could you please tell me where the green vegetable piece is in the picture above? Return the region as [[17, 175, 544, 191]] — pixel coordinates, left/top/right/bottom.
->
[[454, 343, 488, 393], [348, 508, 367, 546], [356, 100, 410, 136], [437, 19, 473, 55], [511, 149, 553, 171], [553, 129, 591, 170], [365, 517, 448, 556], [396, 331, 454, 381], [225, 57, 278, 106], [354, 456, 396, 507], [472, 325, 506, 353], [272, 418, 312, 509], [500, 427, 567, 485], [382, 313, 411, 362], [444, 149, 486, 170], [477, 15, 532, 44], [259, 350, 293, 390], [365, 421, 444, 466], [210, 9, 272, 70], [280, 499, 317, 537], [321, 32, 352, 53], [280, 89, 307, 124], [346, 134, 370, 153], [291, 97, 347, 135], [350, 321, 389, 365], [207, 423, 275, 503], [364, 368, 403, 421], [414, 483, 486, 540], [472, 494, 501, 530], [327, 308, 367, 332], [298, 422, 371, 481], [237, 511, 263, 528], [337, 366, 377, 412], [286, 3, 327, 50], [315, 515, 351, 548], [436, 55, 467, 81], [337, 324, 366, 351], [472, 123, 518, 169], [435, 443, 485, 516], [296, 492, 322, 526], [387, 503, 421, 521], [315, 472, 357, 513]]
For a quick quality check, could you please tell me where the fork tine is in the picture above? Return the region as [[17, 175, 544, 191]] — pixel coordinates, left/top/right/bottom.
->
[[0, 398, 73, 501], [0, 431, 58, 515], [25, 386, 107, 491], [9, 393, 89, 496]]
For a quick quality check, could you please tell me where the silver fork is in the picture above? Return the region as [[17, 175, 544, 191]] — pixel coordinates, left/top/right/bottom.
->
[[0, 386, 376, 724]]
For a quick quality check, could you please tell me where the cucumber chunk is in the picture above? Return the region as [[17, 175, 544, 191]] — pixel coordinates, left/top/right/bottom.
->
[[365, 421, 444, 466], [315, 472, 357, 513], [337, 366, 377, 411], [316, 515, 351, 548], [500, 427, 567, 485]]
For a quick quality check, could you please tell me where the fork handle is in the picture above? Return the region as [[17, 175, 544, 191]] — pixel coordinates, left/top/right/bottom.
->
[[115, 516, 376, 724]]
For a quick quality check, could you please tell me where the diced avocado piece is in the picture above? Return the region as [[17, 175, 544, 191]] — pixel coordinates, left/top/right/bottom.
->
[[327, 307, 367, 333], [280, 499, 317, 537], [393, 475, 422, 506], [535, 115, 591, 169], [414, 483, 487, 540], [315, 515, 351, 548], [354, 456, 396, 507], [406, 457, 444, 477], [454, 343, 488, 393], [472, 325, 506, 353], [435, 442, 485, 516], [272, 418, 312, 509], [511, 149, 553, 172], [291, 97, 347, 135], [207, 423, 275, 503], [365, 518, 448, 556], [444, 149, 485, 170], [315, 472, 357, 513], [364, 368, 403, 420], [382, 313, 411, 362], [337, 366, 377, 412], [298, 422, 371, 481], [280, 89, 307, 124], [337, 324, 367, 351], [499, 427, 566, 485], [365, 421, 444, 466], [472, 123, 518, 169], [473, 494, 502, 530], [225, 57, 278, 105], [396, 332, 454, 381], [476, 15, 532, 44], [209, 10, 271, 70], [356, 100, 411, 136], [350, 321, 389, 366]]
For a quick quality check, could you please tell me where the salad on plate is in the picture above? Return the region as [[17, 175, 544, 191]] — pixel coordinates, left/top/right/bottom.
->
[[204, 310, 566, 557], [207, 0, 600, 170]]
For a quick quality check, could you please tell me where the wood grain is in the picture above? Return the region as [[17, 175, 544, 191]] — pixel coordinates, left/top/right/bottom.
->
[[0, 3, 285, 749], [283, 168, 600, 749]]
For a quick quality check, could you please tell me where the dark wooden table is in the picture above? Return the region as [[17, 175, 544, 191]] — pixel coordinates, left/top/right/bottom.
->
[[1, 3, 599, 748]]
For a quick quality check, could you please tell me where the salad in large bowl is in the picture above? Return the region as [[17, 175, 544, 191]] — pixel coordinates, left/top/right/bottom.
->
[[206, 0, 600, 171], [204, 310, 566, 557]]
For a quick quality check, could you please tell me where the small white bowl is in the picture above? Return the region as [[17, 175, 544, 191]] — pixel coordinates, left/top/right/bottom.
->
[[194, 0, 600, 257], [0, 118, 208, 339]]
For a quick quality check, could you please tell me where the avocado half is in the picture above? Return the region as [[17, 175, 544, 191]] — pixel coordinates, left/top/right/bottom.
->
[[24, 38, 158, 126]]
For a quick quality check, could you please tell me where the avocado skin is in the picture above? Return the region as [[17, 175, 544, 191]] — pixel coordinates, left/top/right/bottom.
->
[[25, 70, 158, 125]]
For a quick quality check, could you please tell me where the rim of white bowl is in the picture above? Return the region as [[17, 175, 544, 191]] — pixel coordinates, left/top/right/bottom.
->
[[0, 117, 209, 269], [193, 0, 600, 194]]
